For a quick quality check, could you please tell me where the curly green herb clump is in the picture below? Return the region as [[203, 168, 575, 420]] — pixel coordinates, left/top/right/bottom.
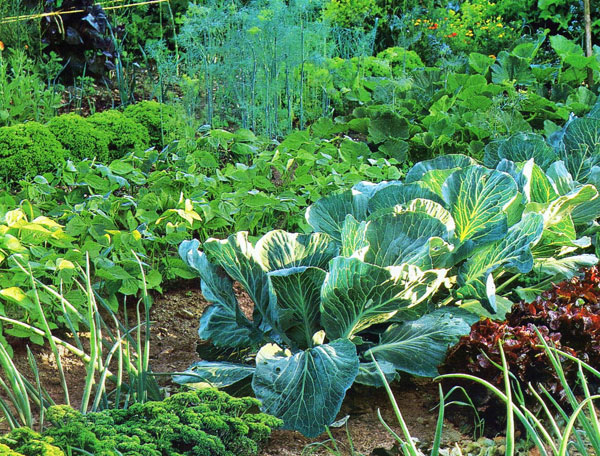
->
[[88, 110, 150, 161], [0, 428, 64, 456], [0, 122, 66, 183], [44, 389, 281, 456], [47, 113, 112, 162], [124, 100, 181, 149]]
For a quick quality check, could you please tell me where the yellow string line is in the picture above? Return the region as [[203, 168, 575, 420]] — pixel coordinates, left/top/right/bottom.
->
[[1, 1, 123, 22], [0, 0, 168, 25]]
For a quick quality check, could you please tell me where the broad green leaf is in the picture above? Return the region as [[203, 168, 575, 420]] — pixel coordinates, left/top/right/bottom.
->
[[460, 295, 514, 320], [340, 215, 369, 257], [173, 361, 254, 388], [534, 254, 598, 280], [546, 161, 573, 195], [268, 267, 326, 349], [521, 159, 559, 204], [529, 185, 598, 251], [355, 360, 399, 387], [252, 339, 359, 437], [405, 154, 477, 183], [419, 169, 456, 196], [368, 182, 445, 214], [560, 118, 600, 182], [179, 239, 256, 347], [402, 199, 455, 230], [306, 191, 367, 243], [491, 52, 535, 85], [321, 257, 446, 340], [368, 111, 410, 143], [456, 212, 544, 312], [254, 231, 337, 272], [203, 232, 275, 329], [494, 133, 557, 169], [0, 287, 34, 310], [442, 166, 518, 245], [572, 166, 600, 224], [365, 309, 473, 377], [362, 211, 448, 268]]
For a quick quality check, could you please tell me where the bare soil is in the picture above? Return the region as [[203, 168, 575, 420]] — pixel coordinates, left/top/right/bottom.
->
[[2, 282, 470, 455]]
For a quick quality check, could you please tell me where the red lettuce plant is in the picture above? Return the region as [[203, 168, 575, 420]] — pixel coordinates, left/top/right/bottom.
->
[[444, 266, 600, 401]]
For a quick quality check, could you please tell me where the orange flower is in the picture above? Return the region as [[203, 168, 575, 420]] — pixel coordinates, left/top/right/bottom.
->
[[0, 42, 5, 52]]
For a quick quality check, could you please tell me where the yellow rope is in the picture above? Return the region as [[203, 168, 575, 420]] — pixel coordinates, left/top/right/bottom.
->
[[0, 0, 169, 25]]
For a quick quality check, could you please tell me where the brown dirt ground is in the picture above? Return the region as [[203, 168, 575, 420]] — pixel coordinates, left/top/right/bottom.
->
[[2, 281, 471, 455]]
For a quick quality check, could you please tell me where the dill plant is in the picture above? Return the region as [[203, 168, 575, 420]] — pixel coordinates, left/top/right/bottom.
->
[[170, 0, 379, 137]]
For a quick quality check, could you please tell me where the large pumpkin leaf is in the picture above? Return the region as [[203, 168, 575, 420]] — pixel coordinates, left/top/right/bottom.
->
[[360, 211, 449, 268], [254, 231, 337, 272], [306, 191, 368, 243], [268, 267, 326, 349], [365, 308, 474, 377], [321, 257, 446, 340], [252, 339, 359, 438], [442, 165, 518, 245], [456, 212, 544, 312]]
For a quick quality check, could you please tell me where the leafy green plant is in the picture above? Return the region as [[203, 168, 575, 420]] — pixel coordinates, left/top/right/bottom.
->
[[0, 122, 66, 183], [0, 255, 161, 430], [177, 149, 599, 436], [0, 50, 63, 127], [41, 389, 281, 456], [88, 110, 150, 160], [123, 100, 181, 149], [0, 428, 63, 456], [441, 337, 600, 456], [47, 113, 111, 162]]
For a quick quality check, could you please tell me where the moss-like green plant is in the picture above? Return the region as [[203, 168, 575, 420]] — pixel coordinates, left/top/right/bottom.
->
[[124, 100, 181, 149], [47, 113, 111, 162], [88, 110, 149, 161], [43, 389, 281, 456], [0, 122, 66, 183], [0, 428, 64, 456]]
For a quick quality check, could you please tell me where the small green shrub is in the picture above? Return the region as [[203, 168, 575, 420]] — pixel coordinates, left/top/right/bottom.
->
[[43, 389, 281, 456], [376, 47, 424, 74], [0, 428, 64, 456], [88, 110, 149, 161], [47, 114, 111, 162], [124, 100, 181, 149], [0, 122, 66, 183]]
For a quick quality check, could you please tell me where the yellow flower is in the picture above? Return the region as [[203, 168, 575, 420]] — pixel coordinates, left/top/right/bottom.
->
[[0, 42, 4, 52], [496, 23, 503, 27]]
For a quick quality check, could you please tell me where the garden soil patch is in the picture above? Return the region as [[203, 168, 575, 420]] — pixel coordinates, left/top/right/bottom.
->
[[2, 282, 468, 455]]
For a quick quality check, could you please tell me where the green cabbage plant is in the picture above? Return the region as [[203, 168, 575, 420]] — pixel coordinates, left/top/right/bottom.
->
[[177, 152, 599, 437]]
